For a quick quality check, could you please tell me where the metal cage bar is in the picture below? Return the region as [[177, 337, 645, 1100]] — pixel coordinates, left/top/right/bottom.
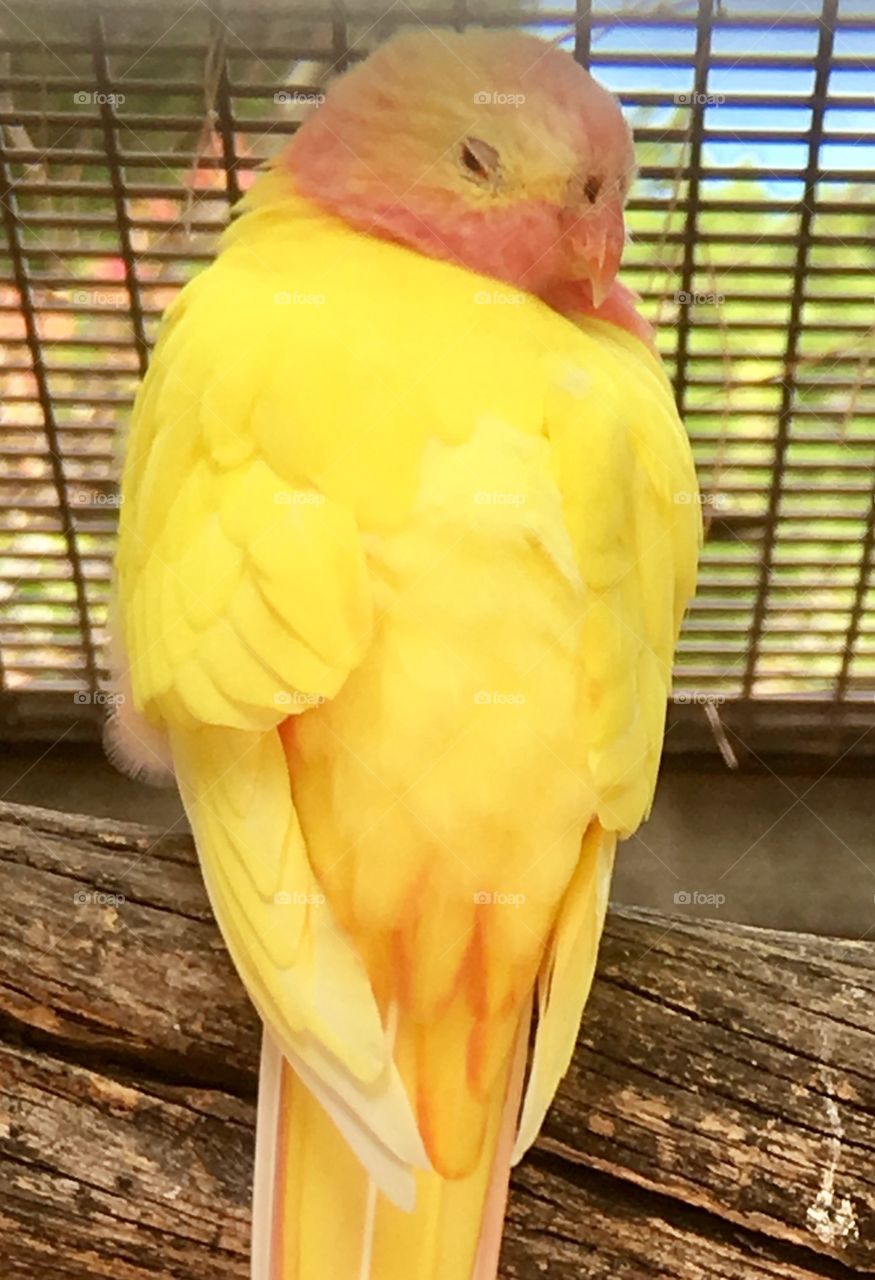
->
[[0, 133, 101, 710], [742, 0, 840, 699]]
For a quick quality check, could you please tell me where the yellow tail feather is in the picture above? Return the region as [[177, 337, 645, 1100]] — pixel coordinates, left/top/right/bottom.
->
[[254, 1006, 530, 1280]]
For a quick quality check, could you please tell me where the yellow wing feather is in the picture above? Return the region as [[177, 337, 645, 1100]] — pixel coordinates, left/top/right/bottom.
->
[[546, 319, 700, 835], [510, 321, 700, 1156]]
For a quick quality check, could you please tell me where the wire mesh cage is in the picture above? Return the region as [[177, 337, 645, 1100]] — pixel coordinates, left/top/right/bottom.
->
[[0, 0, 873, 749]]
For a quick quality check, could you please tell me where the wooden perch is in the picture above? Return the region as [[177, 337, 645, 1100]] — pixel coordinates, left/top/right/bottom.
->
[[0, 799, 873, 1279]]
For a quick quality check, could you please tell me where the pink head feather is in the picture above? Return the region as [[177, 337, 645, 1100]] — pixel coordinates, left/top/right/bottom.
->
[[283, 30, 647, 341]]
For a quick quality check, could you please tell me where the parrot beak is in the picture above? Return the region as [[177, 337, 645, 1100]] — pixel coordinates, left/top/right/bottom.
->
[[561, 186, 626, 309]]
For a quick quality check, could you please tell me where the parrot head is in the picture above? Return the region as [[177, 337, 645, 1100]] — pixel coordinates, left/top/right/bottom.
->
[[285, 30, 637, 314]]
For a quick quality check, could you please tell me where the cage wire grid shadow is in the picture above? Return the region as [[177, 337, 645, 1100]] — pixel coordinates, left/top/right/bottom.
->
[[0, 0, 873, 754]]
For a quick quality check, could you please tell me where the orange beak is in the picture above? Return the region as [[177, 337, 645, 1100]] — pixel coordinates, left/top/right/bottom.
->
[[561, 191, 626, 308]]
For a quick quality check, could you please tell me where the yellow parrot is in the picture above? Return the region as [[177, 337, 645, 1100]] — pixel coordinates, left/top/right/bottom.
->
[[108, 28, 700, 1280]]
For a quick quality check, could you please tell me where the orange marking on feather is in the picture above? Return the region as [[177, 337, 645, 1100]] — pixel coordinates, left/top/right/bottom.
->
[[389, 925, 413, 1010], [465, 912, 489, 1020], [467, 1016, 486, 1096]]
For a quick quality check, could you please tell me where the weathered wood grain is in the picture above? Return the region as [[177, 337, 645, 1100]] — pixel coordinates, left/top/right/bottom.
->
[[0, 799, 872, 1278]]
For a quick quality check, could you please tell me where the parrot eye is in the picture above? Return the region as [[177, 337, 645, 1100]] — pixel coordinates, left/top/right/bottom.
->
[[584, 175, 602, 204], [460, 137, 500, 182]]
